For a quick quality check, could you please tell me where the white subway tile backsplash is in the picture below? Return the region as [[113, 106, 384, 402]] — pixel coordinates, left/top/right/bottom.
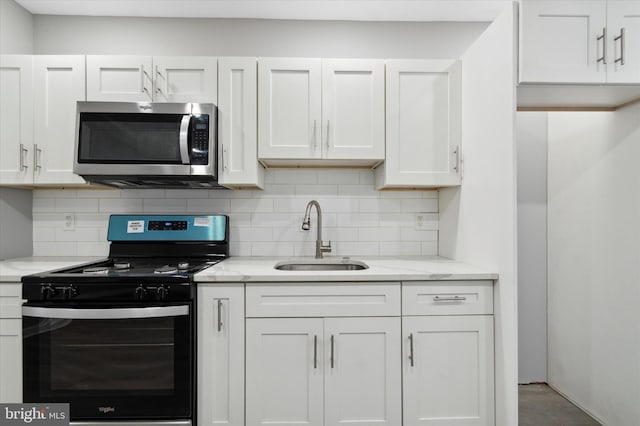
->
[[32, 169, 441, 257], [100, 198, 142, 213]]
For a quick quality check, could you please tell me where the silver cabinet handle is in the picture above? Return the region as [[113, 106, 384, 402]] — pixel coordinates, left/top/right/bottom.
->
[[326, 120, 330, 149], [433, 295, 467, 302], [313, 335, 318, 369], [141, 65, 152, 99], [614, 28, 625, 65], [408, 333, 414, 367], [155, 65, 162, 94], [19, 144, 28, 170], [453, 146, 460, 173], [330, 334, 335, 369], [597, 27, 607, 64], [312, 120, 317, 149], [34, 144, 42, 170], [217, 299, 223, 332], [221, 144, 227, 171]]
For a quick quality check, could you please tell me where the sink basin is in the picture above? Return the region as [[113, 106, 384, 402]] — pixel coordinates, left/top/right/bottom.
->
[[274, 259, 369, 271]]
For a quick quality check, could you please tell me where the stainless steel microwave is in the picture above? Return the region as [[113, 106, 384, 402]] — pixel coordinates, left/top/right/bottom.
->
[[74, 102, 221, 188]]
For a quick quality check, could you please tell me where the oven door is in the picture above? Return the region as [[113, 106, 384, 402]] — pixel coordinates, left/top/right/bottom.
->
[[22, 303, 192, 421]]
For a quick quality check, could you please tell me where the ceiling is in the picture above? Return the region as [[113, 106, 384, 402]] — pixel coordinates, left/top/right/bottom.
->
[[14, 0, 508, 21]]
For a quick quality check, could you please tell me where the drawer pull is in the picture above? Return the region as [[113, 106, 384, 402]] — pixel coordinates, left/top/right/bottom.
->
[[408, 333, 414, 367], [313, 335, 318, 369], [217, 299, 223, 332], [433, 295, 466, 302], [330, 334, 335, 369]]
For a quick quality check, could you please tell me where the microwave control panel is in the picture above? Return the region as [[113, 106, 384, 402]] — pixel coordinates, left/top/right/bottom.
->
[[190, 115, 209, 165]]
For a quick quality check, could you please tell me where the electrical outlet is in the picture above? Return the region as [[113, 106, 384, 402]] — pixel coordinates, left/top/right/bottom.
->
[[63, 213, 75, 231], [415, 213, 430, 231]]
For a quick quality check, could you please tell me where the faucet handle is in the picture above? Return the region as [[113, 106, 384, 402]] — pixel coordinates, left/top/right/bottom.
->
[[321, 241, 332, 253]]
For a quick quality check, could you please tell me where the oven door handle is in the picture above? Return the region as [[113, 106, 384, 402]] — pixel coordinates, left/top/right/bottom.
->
[[22, 305, 189, 320]]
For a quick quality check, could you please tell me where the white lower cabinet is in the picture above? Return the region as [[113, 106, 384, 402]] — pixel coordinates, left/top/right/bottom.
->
[[0, 283, 22, 403], [197, 285, 244, 426], [403, 316, 494, 426], [246, 316, 401, 426]]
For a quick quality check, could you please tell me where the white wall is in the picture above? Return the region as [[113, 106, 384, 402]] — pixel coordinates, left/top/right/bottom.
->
[[0, 0, 34, 54], [33, 169, 439, 258], [439, 4, 518, 425], [33, 15, 487, 58], [547, 103, 640, 425], [516, 112, 548, 383]]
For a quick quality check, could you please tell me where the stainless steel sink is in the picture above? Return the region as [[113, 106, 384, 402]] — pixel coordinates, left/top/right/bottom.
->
[[274, 259, 369, 271]]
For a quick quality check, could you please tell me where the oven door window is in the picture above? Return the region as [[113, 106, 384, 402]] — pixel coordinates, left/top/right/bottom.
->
[[77, 113, 186, 164], [23, 304, 192, 420]]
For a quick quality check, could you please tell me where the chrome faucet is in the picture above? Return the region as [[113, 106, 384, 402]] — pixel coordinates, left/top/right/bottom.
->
[[302, 200, 332, 259]]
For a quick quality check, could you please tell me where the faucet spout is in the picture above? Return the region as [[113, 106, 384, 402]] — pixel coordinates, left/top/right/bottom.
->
[[302, 200, 332, 259]]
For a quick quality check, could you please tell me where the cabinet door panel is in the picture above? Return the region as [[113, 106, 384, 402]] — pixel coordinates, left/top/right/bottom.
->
[[520, 1, 606, 83], [153, 56, 217, 103], [87, 55, 153, 101], [0, 319, 22, 403], [322, 59, 384, 160], [324, 317, 401, 426], [218, 57, 264, 188], [377, 60, 461, 188], [403, 316, 494, 426], [258, 58, 321, 159], [33, 55, 86, 185], [607, 1, 640, 83], [246, 318, 324, 426], [197, 285, 244, 426], [0, 55, 33, 184]]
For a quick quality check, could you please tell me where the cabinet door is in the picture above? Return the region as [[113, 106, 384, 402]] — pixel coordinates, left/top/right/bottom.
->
[[607, 1, 640, 83], [324, 317, 401, 426], [258, 58, 322, 160], [0, 319, 22, 403], [520, 1, 606, 83], [321, 59, 385, 161], [246, 318, 324, 426], [153, 56, 217, 103], [0, 55, 33, 184], [218, 57, 264, 189], [86, 55, 153, 101], [403, 316, 494, 426], [197, 285, 244, 426], [33, 55, 86, 185], [376, 60, 461, 189]]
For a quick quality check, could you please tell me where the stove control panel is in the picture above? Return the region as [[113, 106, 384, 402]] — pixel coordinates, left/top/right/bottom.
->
[[148, 220, 188, 231]]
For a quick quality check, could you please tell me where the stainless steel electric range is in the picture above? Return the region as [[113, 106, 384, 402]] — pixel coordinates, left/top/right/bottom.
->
[[21, 214, 229, 426]]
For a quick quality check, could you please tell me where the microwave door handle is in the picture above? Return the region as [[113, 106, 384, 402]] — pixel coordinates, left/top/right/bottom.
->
[[22, 305, 189, 319], [179, 115, 191, 164]]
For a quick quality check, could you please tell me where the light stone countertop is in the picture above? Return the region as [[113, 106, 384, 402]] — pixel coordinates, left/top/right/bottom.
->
[[0, 257, 104, 282], [195, 256, 498, 283]]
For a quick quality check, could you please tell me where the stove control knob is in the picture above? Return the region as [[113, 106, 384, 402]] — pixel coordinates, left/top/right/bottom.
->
[[135, 285, 148, 300], [156, 285, 169, 300], [62, 285, 78, 300], [40, 284, 57, 300]]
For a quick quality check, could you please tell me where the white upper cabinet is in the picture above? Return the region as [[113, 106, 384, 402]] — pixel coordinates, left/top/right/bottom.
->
[[321, 59, 385, 161], [258, 58, 384, 165], [607, 1, 640, 83], [33, 55, 87, 185], [258, 58, 322, 161], [376, 60, 462, 189], [520, 0, 640, 84], [152, 56, 217, 102], [87, 55, 217, 102], [0, 55, 33, 185], [218, 57, 264, 189]]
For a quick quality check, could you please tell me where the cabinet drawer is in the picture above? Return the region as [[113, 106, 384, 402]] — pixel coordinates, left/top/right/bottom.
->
[[246, 282, 401, 317], [0, 285, 22, 319], [402, 281, 493, 315]]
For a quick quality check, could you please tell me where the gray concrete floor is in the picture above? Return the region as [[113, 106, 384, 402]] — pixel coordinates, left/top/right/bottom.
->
[[519, 384, 602, 426]]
